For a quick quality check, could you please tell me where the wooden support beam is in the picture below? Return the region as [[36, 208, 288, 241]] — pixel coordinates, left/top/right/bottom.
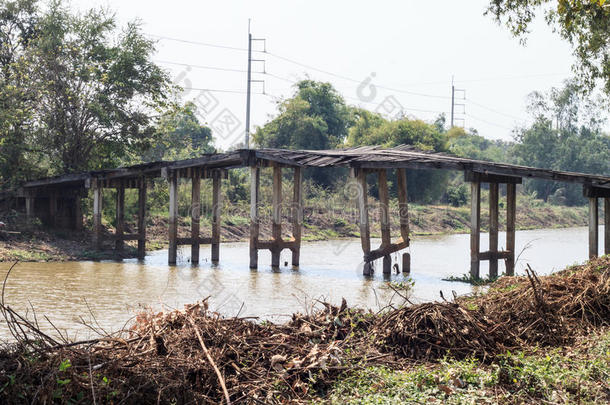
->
[[489, 182, 499, 278], [168, 171, 178, 265], [271, 164, 282, 267], [470, 181, 481, 278], [49, 191, 57, 227], [137, 180, 147, 259], [291, 167, 302, 267], [506, 183, 516, 276], [191, 172, 201, 264], [396, 168, 410, 243], [365, 240, 409, 262], [605, 198, 610, 256], [478, 250, 513, 261], [249, 166, 260, 269], [211, 171, 222, 263], [378, 169, 392, 274], [115, 182, 125, 252], [177, 237, 213, 246], [93, 181, 103, 249], [25, 196, 34, 221], [74, 196, 83, 231], [353, 169, 372, 276], [465, 171, 522, 184], [589, 197, 598, 259]]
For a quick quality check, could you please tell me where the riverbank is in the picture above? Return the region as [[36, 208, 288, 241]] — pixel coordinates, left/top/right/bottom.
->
[[0, 256, 608, 403], [0, 195, 588, 262]]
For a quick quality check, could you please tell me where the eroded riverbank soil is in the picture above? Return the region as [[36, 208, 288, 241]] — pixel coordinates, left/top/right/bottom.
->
[[0, 201, 587, 262]]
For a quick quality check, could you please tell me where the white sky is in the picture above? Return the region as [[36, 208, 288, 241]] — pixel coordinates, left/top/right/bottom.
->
[[69, 0, 592, 150]]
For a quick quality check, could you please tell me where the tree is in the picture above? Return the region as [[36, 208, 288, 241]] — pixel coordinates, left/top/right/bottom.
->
[[487, 0, 610, 96], [513, 81, 610, 204], [253, 80, 351, 187], [141, 102, 214, 162], [253, 80, 350, 150], [25, 0, 171, 173], [348, 114, 451, 203], [0, 0, 42, 186]]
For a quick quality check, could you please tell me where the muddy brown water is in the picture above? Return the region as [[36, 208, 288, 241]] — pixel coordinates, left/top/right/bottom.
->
[[0, 226, 603, 340]]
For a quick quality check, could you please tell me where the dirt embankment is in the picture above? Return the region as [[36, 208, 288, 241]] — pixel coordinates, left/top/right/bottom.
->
[[0, 256, 608, 403], [0, 201, 588, 262]]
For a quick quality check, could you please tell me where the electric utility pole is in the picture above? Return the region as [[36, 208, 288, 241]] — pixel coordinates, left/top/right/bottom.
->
[[245, 20, 266, 149], [450, 76, 466, 128]]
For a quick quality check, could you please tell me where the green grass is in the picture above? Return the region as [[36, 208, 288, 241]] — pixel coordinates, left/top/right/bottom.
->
[[5, 249, 52, 262], [323, 331, 610, 404], [443, 273, 502, 286]]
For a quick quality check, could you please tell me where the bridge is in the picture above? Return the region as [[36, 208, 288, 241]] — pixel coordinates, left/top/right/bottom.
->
[[13, 146, 610, 277]]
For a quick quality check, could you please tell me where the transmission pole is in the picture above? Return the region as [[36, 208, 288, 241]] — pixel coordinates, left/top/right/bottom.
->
[[244, 20, 265, 149], [450, 76, 466, 128]]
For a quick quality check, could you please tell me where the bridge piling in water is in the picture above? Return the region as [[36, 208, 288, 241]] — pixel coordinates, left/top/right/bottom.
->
[[467, 172, 520, 279], [13, 146, 610, 270]]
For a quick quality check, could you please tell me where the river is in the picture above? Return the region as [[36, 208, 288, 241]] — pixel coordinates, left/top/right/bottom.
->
[[0, 226, 603, 340]]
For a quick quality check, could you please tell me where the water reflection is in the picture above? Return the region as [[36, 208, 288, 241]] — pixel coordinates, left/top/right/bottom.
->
[[0, 226, 601, 340]]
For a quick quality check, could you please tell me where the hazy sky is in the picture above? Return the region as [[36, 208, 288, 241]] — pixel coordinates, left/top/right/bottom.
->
[[70, 0, 582, 150]]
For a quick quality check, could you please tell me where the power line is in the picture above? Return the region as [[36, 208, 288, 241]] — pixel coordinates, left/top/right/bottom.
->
[[181, 87, 259, 95], [155, 60, 248, 73], [465, 113, 515, 130], [146, 33, 248, 52], [466, 98, 522, 121]]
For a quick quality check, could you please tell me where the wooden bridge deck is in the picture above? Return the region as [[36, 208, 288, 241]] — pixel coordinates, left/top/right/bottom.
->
[[13, 146, 610, 275]]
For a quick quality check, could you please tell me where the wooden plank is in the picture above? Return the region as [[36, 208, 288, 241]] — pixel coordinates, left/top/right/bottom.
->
[[271, 164, 282, 267], [470, 181, 481, 278], [489, 182, 499, 278], [211, 171, 222, 263], [506, 183, 516, 276], [589, 197, 598, 259], [168, 171, 178, 265], [465, 171, 522, 184], [115, 182, 125, 252], [249, 166, 260, 268], [365, 240, 409, 262], [191, 172, 201, 264], [584, 185, 610, 198], [396, 168, 410, 243], [256, 240, 299, 250], [605, 198, 610, 256], [93, 181, 103, 249], [291, 167, 302, 266], [177, 237, 213, 246], [478, 250, 512, 261]]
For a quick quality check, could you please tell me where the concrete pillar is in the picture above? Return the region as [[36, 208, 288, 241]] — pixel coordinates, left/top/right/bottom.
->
[[211, 171, 222, 263], [249, 166, 260, 269], [470, 181, 481, 278], [168, 171, 178, 265]]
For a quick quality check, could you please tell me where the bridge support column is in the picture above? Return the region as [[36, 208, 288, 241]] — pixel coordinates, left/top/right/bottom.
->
[[378, 169, 392, 275], [605, 198, 610, 256], [25, 194, 34, 222], [489, 182, 499, 278], [137, 179, 147, 259], [211, 170, 222, 263], [93, 180, 103, 249], [506, 183, 516, 275], [352, 168, 410, 277], [249, 166, 260, 268], [470, 181, 481, 278], [115, 181, 125, 252], [396, 168, 411, 273], [191, 171, 201, 264], [467, 172, 521, 279], [589, 197, 598, 259], [48, 191, 57, 227], [168, 171, 178, 265], [271, 164, 282, 268], [291, 167, 302, 267], [74, 195, 83, 231]]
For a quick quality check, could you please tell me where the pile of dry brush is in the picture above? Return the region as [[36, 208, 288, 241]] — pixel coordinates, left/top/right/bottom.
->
[[0, 255, 609, 404]]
